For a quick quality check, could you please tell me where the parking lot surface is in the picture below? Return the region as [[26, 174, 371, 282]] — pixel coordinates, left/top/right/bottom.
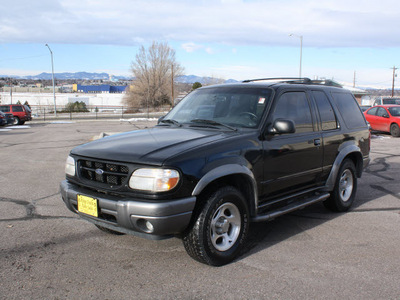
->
[[1, 121, 399, 299]]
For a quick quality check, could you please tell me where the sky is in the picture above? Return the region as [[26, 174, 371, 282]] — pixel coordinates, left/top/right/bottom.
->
[[1, 0, 400, 88]]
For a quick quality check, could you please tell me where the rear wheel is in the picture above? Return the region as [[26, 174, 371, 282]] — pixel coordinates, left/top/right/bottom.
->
[[390, 123, 400, 137], [324, 159, 357, 212], [182, 186, 249, 266]]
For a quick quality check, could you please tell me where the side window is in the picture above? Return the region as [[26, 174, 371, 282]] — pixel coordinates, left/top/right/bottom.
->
[[376, 107, 388, 117], [0, 106, 10, 112], [12, 106, 23, 112], [273, 91, 313, 133], [331, 92, 367, 129], [312, 91, 337, 131], [367, 107, 378, 115]]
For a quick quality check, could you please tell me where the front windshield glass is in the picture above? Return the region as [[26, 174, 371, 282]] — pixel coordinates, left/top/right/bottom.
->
[[164, 86, 272, 128], [389, 107, 400, 116]]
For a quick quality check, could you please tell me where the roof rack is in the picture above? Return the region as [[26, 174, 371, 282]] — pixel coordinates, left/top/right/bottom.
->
[[242, 77, 311, 83], [242, 77, 343, 88]]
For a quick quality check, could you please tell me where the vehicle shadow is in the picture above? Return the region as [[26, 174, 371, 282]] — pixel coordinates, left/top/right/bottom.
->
[[239, 154, 400, 262]]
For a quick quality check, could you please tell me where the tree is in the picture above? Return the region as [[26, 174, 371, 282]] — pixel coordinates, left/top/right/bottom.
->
[[192, 82, 202, 90], [124, 41, 184, 109]]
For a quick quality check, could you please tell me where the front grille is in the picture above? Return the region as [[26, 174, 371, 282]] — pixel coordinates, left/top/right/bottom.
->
[[79, 159, 129, 187]]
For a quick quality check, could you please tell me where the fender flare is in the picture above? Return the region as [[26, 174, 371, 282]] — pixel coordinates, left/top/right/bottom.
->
[[192, 164, 258, 214], [324, 144, 363, 191]]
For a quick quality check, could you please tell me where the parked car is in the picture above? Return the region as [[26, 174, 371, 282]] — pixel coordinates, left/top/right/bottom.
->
[[61, 78, 370, 266], [0, 111, 14, 126], [0, 104, 32, 125], [364, 105, 400, 137], [372, 97, 400, 106]]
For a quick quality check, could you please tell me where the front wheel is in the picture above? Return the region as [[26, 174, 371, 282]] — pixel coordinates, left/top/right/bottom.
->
[[183, 186, 250, 266], [13, 117, 20, 125], [324, 159, 357, 212]]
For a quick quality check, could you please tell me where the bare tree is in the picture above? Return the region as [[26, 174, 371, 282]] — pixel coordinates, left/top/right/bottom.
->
[[124, 41, 184, 109]]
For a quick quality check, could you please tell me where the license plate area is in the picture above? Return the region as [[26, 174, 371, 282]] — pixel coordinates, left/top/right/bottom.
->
[[77, 195, 98, 217]]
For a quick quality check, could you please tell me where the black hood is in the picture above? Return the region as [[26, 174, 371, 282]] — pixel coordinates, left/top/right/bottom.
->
[[71, 127, 231, 165]]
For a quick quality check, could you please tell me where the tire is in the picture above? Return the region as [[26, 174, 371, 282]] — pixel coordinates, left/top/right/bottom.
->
[[182, 186, 250, 266], [324, 159, 357, 212], [390, 123, 400, 137], [95, 224, 125, 235], [13, 117, 20, 125], [19, 121, 25, 125]]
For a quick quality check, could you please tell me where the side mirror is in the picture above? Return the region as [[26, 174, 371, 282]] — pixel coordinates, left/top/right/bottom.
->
[[158, 115, 165, 124], [268, 119, 296, 135], [382, 113, 389, 118]]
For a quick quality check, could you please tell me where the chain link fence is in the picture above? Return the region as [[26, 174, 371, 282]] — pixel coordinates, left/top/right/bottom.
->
[[29, 104, 170, 121]]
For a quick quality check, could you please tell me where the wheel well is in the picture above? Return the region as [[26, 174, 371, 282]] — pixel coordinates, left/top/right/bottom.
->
[[196, 174, 257, 217], [345, 152, 363, 178]]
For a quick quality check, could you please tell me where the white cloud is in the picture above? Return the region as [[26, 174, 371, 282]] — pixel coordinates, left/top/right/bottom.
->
[[205, 47, 214, 54], [2, 0, 400, 48], [181, 42, 203, 53]]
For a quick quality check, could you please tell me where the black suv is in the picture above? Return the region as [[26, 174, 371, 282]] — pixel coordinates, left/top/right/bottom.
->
[[60, 78, 370, 266]]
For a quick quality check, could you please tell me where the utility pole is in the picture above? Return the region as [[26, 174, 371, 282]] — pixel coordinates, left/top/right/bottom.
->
[[45, 44, 57, 116], [392, 66, 398, 97], [353, 71, 356, 88]]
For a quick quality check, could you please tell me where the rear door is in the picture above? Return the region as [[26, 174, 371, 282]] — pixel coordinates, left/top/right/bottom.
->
[[261, 90, 323, 198]]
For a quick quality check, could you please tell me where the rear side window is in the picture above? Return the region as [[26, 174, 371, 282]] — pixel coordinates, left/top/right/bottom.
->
[[0, 106, 10, 113], [331, 92, 366, 129], [12, 106, 23, 112], [312, 91, 337, 131]]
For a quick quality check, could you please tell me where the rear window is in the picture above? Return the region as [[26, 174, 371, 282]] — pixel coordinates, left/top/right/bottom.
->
[[331, 92, 366, 129]]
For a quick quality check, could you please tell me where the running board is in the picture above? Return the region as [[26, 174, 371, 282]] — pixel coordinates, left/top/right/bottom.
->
[[252, 193, 330, 222]]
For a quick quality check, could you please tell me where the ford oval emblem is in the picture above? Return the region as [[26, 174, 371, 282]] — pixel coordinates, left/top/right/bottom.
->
[[95, 168, 104, 175]]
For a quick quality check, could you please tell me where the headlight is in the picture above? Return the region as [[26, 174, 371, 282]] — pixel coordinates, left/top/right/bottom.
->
[[65, 156, 76, 176], [129, 168, 180, 192]]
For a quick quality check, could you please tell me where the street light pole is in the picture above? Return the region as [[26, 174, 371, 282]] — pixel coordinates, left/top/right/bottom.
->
[[45, 44, 57, 116], [289, 34, 303, 78]]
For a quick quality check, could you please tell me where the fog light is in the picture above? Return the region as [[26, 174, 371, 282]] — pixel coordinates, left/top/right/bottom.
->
[[145, 221, 154, 232]]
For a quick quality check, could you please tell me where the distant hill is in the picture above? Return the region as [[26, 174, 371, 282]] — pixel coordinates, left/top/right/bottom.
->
[[1, 72, 238, 84]]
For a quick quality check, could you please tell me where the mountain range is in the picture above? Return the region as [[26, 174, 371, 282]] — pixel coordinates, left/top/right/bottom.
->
[[1, 72, 238, 84]]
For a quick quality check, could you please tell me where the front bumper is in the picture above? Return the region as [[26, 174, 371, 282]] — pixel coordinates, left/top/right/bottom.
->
[[60, 180, 196, 240]]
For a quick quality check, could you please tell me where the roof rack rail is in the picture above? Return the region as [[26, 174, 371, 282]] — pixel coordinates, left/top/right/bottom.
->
[[242, 77, 343, 88], [242, 77, 311, 83]]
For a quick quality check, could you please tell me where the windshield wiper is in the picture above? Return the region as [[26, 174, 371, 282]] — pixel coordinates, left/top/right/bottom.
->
[[159, 119, 182, 127], [189, 119, 237, 131]]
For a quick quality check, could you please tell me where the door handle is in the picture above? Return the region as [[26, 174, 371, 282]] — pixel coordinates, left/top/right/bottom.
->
[[314, 139, 321, 146]]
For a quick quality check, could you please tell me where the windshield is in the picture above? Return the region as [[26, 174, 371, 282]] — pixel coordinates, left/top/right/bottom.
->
[[389, 107, 400, 116], [164, 86, 272, 128]]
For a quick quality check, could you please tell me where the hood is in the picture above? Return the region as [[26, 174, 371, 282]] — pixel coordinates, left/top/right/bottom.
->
[[71, 126, 231, 165]]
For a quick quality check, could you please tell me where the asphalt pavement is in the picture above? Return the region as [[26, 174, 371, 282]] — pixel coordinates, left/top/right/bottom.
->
[[0, 121, 399, 299]]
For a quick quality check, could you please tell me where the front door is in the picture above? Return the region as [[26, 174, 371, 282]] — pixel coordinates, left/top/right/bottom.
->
[[261, 91, 323, 199]]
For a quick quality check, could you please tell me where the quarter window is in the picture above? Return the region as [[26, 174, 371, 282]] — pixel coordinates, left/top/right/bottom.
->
[[331, 92, 366, 129], [273, 92, 313, 133]]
